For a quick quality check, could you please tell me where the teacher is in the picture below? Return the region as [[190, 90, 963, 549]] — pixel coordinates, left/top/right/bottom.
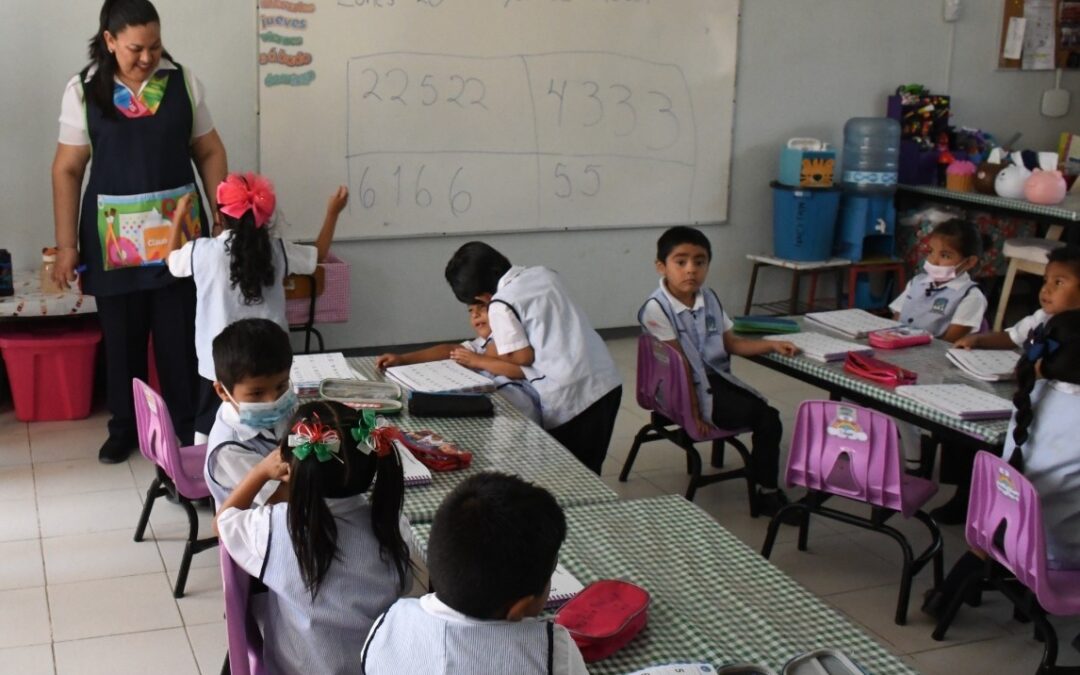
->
[[51, 0, 227, 463]]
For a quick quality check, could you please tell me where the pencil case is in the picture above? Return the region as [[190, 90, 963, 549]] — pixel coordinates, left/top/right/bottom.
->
[[782, 649, 866, 675], [867, 327, 932, 349], [717, 665, 778, 675], [319, 379, 403, 413], [396, 429, 472, 472], [554, 579, 650, 662], [407, 391, 493, 418], [843, 352, 917, 387]]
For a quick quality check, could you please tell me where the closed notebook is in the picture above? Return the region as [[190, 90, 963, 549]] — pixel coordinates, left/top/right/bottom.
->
[[392, 439, 432, 487], [766, 332, 873, 362], [733, 316, 800, 334], [804, 309, 899, 338], [546, 563, 585, 609]]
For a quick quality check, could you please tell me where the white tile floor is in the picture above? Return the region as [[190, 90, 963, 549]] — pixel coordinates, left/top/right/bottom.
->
[[4, 335, 1078, 674]]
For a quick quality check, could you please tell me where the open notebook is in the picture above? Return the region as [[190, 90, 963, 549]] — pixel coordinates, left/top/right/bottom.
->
[[291, 353, 362, 397], [393, 440, 432, 487], [545, 563, 585, 609], [895, 384, 1013, 420], [766, 332, 873, 363], [805, 309, 900, 338], [946, 349, 1020, 382], [385, 360, 495, 394]]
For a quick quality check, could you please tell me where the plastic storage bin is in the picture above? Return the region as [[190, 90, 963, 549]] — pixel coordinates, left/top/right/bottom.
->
[[0, 324, 101, 422], [771, 181, 841, 261], [285, 251, 351, 325]]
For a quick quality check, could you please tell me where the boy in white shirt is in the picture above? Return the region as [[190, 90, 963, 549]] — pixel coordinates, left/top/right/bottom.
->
[[361, 472, 588, 675]]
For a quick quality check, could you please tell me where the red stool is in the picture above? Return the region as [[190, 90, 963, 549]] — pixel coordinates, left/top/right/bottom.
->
[[846, 258, 906, 309]]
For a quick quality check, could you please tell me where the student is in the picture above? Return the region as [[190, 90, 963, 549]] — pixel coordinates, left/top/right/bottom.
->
[[639, 226, 798, 516], [166, 173, 347, 440], [204, 318, 295, 507], [444, 242, 622, 474], [889, 218, 988, 342], [361, 472, 587, 675], [214, 400, 410, 675], [375, 302, 541, 424], [924, 309, 1080, 617], [955, 245, 1080, 350]]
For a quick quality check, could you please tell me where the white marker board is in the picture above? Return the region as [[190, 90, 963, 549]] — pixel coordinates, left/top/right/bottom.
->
[[257, 0, 739, 239]]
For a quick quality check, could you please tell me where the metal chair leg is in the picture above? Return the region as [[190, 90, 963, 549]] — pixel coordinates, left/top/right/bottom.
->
[[618, 424, 652, 482], [134, 477, 165, 542], [932, 566, 984, 640], [710, 440, 725, 468]]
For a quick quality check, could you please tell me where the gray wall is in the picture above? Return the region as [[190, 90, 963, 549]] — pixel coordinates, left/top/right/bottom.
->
[[6, 0, 1079, 349]]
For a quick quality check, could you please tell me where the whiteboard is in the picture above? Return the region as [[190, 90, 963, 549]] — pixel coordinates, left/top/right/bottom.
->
[[257, 0, 739, 240]]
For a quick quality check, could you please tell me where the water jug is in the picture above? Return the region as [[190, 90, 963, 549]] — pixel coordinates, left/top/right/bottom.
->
[[842, 118, 900, 195]]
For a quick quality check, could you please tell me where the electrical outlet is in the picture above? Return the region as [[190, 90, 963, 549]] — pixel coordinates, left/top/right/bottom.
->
[[944, 0, 961, 21]]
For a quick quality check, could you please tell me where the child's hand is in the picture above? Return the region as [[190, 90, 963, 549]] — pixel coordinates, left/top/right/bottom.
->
[[771, 341, 800, 357], [174, 193, 193, 225], [327, 186, 349, 216], [953, 334, 978, 350], [375, 353, 401, 370], [449, 347, 480, 369], [692, 415, 714, 438], [257, 449, 291, 483]]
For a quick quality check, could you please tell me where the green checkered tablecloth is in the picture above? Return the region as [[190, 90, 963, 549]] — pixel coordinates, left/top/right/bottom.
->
[[898, 184, 1080, 221], [754, 319, 1013, 446], [411, 496, 916, 675], [348, 357, 618, 523]]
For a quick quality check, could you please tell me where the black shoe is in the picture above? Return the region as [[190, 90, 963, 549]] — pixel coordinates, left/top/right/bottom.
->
[[98, 435, 134, 464], [930, 491, 969, 525]]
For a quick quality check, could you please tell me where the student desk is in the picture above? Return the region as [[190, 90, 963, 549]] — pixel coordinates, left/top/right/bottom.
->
[[347, 357, 618, 523], [410, 495, 916, 675], [741, 318, 1011, 453]]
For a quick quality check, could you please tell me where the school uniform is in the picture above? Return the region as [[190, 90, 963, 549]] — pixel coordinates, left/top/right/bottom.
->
[[460, 335, 542, 424], [167, 233, 316, 434], [1007, 309, 1049, 347], [487, 266, 622, 473], [217, 494, 405, 675], [889, 272, 987, 338], [204, 404, 282, 507], [360, 593, 589, 675], [639, 280, 781, 488]]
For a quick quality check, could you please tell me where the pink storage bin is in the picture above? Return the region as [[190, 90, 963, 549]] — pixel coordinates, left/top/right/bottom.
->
[[0, 324, 101, 421], [285, 252, 350, 325]]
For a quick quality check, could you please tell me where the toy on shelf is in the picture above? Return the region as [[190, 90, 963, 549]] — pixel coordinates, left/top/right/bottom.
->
[[1025, 169, 1068, 205], [945, 160, 976, 192], [974, 148, 1007, 194], [995, 150, 1037, 199]]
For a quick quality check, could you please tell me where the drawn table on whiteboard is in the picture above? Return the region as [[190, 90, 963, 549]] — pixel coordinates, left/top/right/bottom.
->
[[345, 51, 696, 235]]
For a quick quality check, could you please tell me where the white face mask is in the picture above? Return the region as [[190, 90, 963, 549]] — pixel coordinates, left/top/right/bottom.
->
[[924, 260, 959, 284], [223, 385, 298, 434]]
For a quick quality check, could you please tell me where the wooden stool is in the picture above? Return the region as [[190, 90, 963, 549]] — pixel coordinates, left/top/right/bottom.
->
[[992, 235, 1064, 331], [744, 254, 851, 315], [846, 258, 906, 309]]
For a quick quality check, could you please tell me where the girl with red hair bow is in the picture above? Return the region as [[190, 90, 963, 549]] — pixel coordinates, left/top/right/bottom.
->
[[166, 173, 347, 440]]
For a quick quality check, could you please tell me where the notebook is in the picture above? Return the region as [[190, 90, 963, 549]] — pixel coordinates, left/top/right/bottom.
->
[[804, 309, 900, 338], [392, 439, 432, 487], [945, 349, 1021, 382], [291, 353, 363, 397], [385, 359, 495, 394], [732, 315, 800, 334], [545, 563, 585, 609], [766, 332, 874, 362], [895, 384, 1013, 419]]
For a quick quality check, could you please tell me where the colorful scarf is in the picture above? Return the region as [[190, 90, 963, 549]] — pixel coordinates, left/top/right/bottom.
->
[[113, 70, 170, 118]]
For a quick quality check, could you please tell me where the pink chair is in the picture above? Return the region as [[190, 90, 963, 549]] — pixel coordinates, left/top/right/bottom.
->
[[131, 378, 217, 598], [220, 546, 266, 675], [618, 334, 756, 509], [761, 400, 944, 624], [932, 451, 1080, 673]]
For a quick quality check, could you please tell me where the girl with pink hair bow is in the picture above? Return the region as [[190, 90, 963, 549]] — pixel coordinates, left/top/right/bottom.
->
[[165, 172, 347, 441]]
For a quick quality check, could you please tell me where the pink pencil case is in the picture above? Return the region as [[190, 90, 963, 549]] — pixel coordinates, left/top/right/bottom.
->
[[868, 327, 932, 349], [554, 579, 650, 662]]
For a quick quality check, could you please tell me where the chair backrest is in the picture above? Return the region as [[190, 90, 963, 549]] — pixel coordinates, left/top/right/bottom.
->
[[220, 546, 266, 675], [132, 378, 208, 497], [786, 400, 910, 514], [966, 451, 1048, 600], [635, 334, 715, 442]]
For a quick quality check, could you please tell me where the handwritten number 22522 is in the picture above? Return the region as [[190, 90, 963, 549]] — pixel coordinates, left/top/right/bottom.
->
[[361, 68, 487, 109]]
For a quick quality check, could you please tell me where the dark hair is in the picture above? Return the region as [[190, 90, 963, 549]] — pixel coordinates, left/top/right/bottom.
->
[[224, 202, 276, 305], [212, 318, 293, 390], [1010, 309, 1080, 470], [1047, 244, 1080, 278], [85, 0, 171, 119], [427, 472, 566, 619], [930, 218, 985, 259], [657, 226, 712, 262], [281, 401, 409, 598], [444, 242, 512, 304]]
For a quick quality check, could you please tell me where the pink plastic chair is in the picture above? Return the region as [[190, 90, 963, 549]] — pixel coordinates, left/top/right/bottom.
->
[[220, 546, 266, 675], [619, 334, 756, 510], [932, 451, 1080, 673], [131, 378, 217, 598], [761, 400, 944, 624]]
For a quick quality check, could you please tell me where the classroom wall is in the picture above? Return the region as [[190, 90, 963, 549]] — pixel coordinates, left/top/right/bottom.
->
[[4, 0, 1079, 349]]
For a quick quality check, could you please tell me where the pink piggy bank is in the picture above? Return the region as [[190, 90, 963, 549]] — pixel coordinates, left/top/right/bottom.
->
[[1024, 169, 1067, 205]]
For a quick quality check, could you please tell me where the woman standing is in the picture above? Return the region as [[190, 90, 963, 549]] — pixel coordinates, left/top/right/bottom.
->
[[52, 0, 227, 463]]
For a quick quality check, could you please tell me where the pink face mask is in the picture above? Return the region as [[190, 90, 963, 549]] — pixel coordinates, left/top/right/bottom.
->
[[923, 260, 959, 284]]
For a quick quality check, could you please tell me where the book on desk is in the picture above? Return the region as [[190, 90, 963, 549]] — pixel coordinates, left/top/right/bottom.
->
[[385, 359, 495, 394], [766, 332, 874, 363]]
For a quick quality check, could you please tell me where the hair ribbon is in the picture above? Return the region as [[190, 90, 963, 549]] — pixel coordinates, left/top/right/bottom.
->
[[1024, 324, 1061, 362], [350, 409, 395, 458], [288, 417, 343, 463], [216, 172, 276, 228]]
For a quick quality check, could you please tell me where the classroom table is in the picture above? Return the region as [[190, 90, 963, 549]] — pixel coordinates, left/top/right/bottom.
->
[[411, 495, 917, 675], [742, 318, 1013, 451], [347, 357, 618, 523], [0, 270, 96, 317]]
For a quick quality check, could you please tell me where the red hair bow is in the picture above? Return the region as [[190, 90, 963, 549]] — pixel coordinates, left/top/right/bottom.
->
[[216, 172, 276, 228]]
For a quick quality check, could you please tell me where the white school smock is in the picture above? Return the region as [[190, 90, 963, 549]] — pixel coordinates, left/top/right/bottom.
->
[[204, 403, 282, 507], [461, 336, 542, 424], [360, 593, 588, 675], [1002, 379, 1080, 570], [218, 494, 408, 675], [486, 266, 621, 429], [167, 230, 316, 380], [1007, 309, 1050, 347], [889, 272, 987, 336]]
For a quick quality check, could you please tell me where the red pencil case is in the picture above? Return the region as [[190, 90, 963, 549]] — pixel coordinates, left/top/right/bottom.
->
[[843, 352, 917, 387], [553, 580, 650, 662], [396, 429, 473, 472], [867, 327, 932, 349]]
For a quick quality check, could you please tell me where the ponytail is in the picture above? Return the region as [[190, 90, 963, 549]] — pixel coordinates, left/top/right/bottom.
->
[[225, 210, 275, 305], [369, 439, 409, 591], [85, 0, 169, 119]]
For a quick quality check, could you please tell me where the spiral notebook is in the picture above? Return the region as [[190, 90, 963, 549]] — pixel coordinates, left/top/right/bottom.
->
[[546, 563, 584, 609], [393, 440, 432, 487], [385, 360, 495, 394]]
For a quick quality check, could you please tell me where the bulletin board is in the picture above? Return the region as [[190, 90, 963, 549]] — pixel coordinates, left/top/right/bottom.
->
[[999, 0, 1080, 69]]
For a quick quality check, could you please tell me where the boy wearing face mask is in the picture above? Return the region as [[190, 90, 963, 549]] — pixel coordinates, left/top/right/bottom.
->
[[889, 219, 988, 343], [204, 318, 297, 507]]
